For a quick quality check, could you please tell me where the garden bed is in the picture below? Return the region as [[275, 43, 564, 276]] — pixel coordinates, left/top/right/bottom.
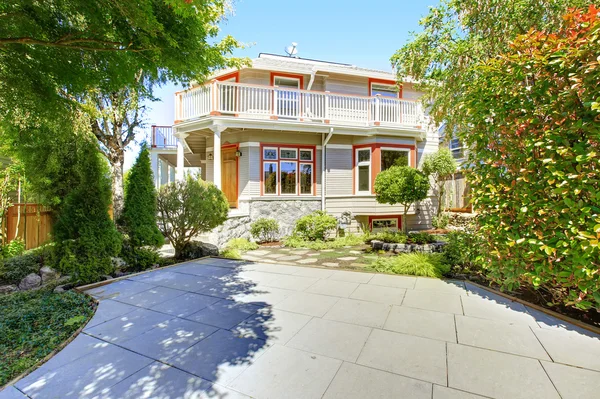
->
[[0, 288, 96, 387], [371, 240, 447, 253]]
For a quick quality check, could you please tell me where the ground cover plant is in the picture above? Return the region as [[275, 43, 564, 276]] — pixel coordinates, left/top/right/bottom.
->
[[365, 231, 438, 245], [369, 253, 450, 278], [283, 234, 364, 250], [0, 289, 95, 386]]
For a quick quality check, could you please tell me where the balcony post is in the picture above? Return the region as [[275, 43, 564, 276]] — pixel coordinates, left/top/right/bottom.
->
[[210, 80, 221, 116], [374, 94, 381, 126], [176, 132, 189, 181], [324, 91, 330, 124], [210, 126, 225, 189]]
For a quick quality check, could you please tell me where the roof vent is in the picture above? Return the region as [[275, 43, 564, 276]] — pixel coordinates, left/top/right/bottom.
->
[[284, 42, 298, 57]]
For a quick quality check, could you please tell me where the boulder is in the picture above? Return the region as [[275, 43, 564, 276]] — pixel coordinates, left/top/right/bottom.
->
[[0, 285, 18, 294], [178, 241, 220, 260], [18, 273, 42, 290], [40, 266, 59, 283], [54, 285, 66, 293], [111, 257, 128, 271]]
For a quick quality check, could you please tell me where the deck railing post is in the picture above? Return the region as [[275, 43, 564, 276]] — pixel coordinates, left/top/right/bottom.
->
[[324, 91, 330, 123], [374, 95, 381, 126]]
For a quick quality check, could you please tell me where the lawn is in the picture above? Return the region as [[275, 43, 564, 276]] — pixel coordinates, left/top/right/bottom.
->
[[0, 288, 96, 386]]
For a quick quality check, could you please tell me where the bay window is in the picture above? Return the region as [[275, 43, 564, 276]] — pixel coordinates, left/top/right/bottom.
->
[[381, 148, 410, 171], [354, 144, 415, 194], [261, 145, 315, 196]]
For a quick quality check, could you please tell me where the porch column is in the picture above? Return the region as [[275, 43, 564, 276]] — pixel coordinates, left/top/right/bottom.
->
[[210, 126, 225, 189], [160, 159, 169, 186], [150, 150, 159, 188], [175, 132, 189, 181]]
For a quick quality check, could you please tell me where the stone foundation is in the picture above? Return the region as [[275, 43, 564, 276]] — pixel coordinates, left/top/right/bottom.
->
[[371, 240, 447, 254], [250, 200, 322, 238], [206, 214, 252, 248]]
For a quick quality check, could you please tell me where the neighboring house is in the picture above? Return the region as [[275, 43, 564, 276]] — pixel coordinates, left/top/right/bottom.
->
[[150, 53, 440, 244]]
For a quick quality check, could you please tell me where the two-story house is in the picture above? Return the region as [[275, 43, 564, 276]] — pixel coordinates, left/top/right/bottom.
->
[[150, 53, 439, 245]]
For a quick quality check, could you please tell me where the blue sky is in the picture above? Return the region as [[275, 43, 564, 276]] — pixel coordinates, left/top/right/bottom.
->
[[128, 0, 435, 168]]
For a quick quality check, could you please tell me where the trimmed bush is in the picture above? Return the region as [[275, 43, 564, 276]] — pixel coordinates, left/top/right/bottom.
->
[[157, 177, 229, 259], [220, 248, 242, 259], [225, 238, 259, 252], [121, 246, 160, 272], [250, 218, 279, 243], [53, 142, 122, 284], [292, 211, 337, 241], [120, 144, 164, 248], [370, 253, 450, 278]]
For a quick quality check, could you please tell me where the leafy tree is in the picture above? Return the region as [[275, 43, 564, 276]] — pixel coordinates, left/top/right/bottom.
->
[[121, 144, 164, 248], [392, 0, 594, 135], [457, 7, 600, 309], [156, 177, 228, 259], [374, 166, 430, 233], [422, 148, 457, 217], [53, 139, 122, 283]]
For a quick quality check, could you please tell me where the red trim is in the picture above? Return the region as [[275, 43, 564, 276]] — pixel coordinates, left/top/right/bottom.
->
[[368, 78, 403, 98], [368, 215, 402, 231], [216, 71, 240, 82], [270, 72, 305, 89], [259, 143, 317, 196], [221, 143, 240, 208], [352, 143, 416, 194]]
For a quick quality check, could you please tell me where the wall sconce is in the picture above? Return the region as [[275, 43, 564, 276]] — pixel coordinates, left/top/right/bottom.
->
[[207, 153, 213, 161], [235, 150, 242, 157]]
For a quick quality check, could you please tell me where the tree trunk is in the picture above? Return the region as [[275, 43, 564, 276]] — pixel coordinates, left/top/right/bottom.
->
[[110, 154, 125, 221], [402, 207, 409, 234], [437, 182, 446, 217]]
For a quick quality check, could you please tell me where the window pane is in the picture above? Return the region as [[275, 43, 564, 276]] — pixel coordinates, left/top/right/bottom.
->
[[373, 219, 397, 229], [381, 150, 409, 171], [371, 83, 398, 98], [280, 149, 297, 159], [280, 161, 297, 194], [358, 165, 370, 192], [300, 150, 312, 161], [264, 148, 277, 160], [263, 162, 277, 194], [358, 149, 370, 163], [300, 164, 312, 194], [274, 77, 300, 88]]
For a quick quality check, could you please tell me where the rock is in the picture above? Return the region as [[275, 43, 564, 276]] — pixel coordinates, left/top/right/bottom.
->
[[101, 275, 114, 281], [371, 240, 384, 250], [40, 266, 59, 283], [111, 257, 127, 271], [18, 273, 42, 290], [54, 285, 66, 293], [0, 285, 18, 294], [178, 241, 220, 260]]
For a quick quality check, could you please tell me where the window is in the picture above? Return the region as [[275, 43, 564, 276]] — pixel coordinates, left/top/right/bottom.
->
[[261, 144, 315, 195], [356, 148, 371, 193], [381, 148, 410, 171], [370, 216, 401, 232], [274, 77, 300, 89], [370, 83, 399, 98]]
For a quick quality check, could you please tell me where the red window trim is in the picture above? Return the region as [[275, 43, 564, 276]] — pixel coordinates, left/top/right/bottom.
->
[[260, 143, 317, 196], [216, 71, 240, 82], [368, 215, 402, 231], [352, 143, 417, 194], [368, 78, 403, 98], [270, 72, 305, 89]]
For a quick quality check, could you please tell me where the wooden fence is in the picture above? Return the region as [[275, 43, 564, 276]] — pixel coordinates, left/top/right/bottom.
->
[[442, 172, 472, 213], [2, 204, 53, 250]]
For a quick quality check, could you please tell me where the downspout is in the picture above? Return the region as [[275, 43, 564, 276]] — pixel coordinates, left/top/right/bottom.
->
[[321, 127, 334, 211]]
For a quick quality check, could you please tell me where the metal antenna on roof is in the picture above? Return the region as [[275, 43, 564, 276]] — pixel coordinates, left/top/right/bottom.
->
[[284, 42, 298, 57]]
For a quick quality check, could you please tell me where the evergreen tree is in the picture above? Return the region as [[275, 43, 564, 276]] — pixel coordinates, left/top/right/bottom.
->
[[121, 144, 164, 248]]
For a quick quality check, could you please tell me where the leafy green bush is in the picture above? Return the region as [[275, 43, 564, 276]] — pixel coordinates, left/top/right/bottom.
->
[[250, 218, 280, 243], [157, 177, 229, 259], [370, 253, 450, 278], [457, 9, 600, 309], [121, 246, 160, 272], [0, 253, 42, 285], [120, 144, 164, 248], [432, 213, 450, 229], [1, 238, 25, 259], [0, 288, 94, 386], [53, 142, 122, 284], [225, 238, 259, 252], [293, 211, 337, 241], [374, 166, 430, 233], [365, 231, 408, 244], [422, 148, 457, 218], [442, 230, 481, 272], [283, 234, 364, 250], [408, 232, 437, 245], [220, 248, 242, 259]]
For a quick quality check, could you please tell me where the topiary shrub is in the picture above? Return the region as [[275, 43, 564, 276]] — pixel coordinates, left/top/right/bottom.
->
[[374, 166, 430, 234], [250, 218, 280, 243], [53, 142, 122, 284], [157, 177, 229, 259], [370, 253, 450, 278], [120, 144, 164, 249], [292, 211, 337, 241]]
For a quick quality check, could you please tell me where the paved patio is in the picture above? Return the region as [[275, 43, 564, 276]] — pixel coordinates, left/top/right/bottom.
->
[[3, 258, 600, 399]]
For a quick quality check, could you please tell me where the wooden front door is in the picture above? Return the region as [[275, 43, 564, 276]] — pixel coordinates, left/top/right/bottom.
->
[[221, 147, 238, 208]]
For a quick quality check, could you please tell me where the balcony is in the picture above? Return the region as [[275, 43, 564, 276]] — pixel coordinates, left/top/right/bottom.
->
[[175, 81, 425, 129], [151, 125, 176, 148]]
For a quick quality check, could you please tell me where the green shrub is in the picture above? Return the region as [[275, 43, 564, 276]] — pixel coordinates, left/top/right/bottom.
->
[[283, 234, 364, 250], [457, 10, 600, 309], [408, 232, 437, 245], [442, 230, 481, 271], [250, 218, 280, 243], [374, 166, 430, 233], [0, 252, 42, 285], [225, 238, 258, 252], [1, 238, 25, 259], [422, 148, 457, 218], [53, 142, 122, 284], [121, 245, 160, 272], [432, 213, 450, 229], [157, 177, 229, 259], [220, 248, 241, 259], [370, 253, 450, 278], [0, 288, 94, 386], [293, 211, 337, 241], [365, 231, 408, 244], [120, 144, 164, 249]]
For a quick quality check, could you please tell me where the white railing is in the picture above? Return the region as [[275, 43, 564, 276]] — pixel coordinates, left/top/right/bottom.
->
[[152, 125, 176, 148], [175, 81, 424, 128]]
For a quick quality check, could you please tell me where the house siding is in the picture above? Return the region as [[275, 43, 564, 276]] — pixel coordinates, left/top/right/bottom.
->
[[325, 147, 353, 196]]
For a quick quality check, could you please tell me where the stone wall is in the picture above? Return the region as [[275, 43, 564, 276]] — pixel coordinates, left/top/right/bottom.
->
[[250, 200, 322, 238], [371, 240, 447, 254], [205, 214, 252, 248]]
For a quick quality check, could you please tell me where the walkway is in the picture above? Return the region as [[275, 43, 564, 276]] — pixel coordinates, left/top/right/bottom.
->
[[3, 258, 599, 399]]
